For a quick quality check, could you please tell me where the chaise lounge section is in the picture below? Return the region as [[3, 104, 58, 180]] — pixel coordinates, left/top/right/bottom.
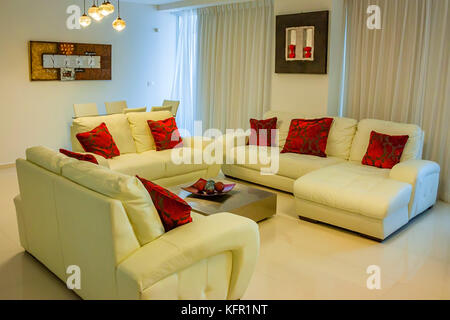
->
[[222, 111, 440, 240]]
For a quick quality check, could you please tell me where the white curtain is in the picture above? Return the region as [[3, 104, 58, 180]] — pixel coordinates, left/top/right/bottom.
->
[[342, 0, 449, 202], [170, 10, 198, 134], [195, 0, 274, 131]]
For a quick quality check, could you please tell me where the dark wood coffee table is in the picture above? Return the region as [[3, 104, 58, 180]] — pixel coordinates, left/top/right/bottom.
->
[[168, 180, 277, 222]]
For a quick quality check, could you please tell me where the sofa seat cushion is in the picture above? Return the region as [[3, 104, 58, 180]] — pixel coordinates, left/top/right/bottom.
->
[[108, 148, 209, 181], [108, 151, 167, 180], [278, 152, 345, 178], [151, 148, 209, 176], [227, 146, 344, 179], [71, 114, 137, 154], [293, 162, 412, 219]]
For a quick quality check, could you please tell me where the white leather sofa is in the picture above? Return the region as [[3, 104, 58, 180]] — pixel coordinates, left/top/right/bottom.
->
[[70, 111, 220, 187], [14, 146, 259, 299], [222, 110, 440, 240]]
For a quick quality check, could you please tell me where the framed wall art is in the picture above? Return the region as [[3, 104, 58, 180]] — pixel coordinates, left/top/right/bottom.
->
[[275, 11, 329, 74], [29, 41, 112, 81]]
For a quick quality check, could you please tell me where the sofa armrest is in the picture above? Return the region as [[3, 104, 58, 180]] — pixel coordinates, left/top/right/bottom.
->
[[389, 160, 440, 218], [116, 213, 259, 300]]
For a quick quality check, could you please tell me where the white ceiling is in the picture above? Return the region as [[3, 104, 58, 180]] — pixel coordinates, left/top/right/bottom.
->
[[121, 0, 245, 11], [121, 0, 181, 4]]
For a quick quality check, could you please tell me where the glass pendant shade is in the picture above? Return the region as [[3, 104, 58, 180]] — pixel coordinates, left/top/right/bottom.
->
[[99, 1, 114, 16], [112, 17, 126, 31], [79, 14, 92, 27], [88, 4, 104, 21]]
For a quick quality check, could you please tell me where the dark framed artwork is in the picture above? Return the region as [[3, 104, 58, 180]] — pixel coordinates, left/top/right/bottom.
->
[[29, 41, 112, 81], [275, 11, 329, 74]]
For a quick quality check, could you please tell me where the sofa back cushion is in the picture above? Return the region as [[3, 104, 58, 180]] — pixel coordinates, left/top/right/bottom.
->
[[26, 146, 75, 174], [126, 111, 174, 153], [71, 114, 137, 154], [264, 110, 357, 160], [349, 119, 424, 163], [61, 160, 165, 245]]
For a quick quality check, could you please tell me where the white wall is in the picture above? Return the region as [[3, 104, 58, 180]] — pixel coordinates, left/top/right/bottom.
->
[[271, 0, 333, 116], [0, 0, 176, 164]]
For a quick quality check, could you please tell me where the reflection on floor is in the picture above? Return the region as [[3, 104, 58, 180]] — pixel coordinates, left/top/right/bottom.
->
[[0, 166, 449, 299]]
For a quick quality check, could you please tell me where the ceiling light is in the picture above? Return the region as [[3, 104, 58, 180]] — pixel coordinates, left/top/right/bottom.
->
[[112, 0, 126, 32], [99, 1, 114, 16], [113, 17, 126, 32], [88, 1, 104, 21], [79, 0, 92, 28]]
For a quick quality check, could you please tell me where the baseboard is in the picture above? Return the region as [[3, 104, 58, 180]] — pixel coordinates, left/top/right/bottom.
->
[[0, 162, 15, 169]]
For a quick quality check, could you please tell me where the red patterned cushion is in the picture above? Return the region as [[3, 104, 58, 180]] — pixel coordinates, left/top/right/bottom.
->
[[76, 122, 120, 159], [147, 117, 183, 151], [137, 176, 192, 231], [362, 131, 409, 169], [248, 117, 278, 146], [281, 118, 334, 157], [59, 149, 98, 165]]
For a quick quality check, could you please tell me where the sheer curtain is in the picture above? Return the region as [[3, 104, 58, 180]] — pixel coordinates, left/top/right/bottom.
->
[[170, 10, 198, 134], [167, 0, 274, 133], [196, 0, 274, 131], [342, 0, 449, 202]]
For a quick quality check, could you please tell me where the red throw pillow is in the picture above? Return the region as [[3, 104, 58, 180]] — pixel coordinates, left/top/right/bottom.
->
[[137, 176, 192, 231], [76, 122, 120, 159], [362, 131, 409, 169], [147, 117, 183, 151], [281, 118, 334, 157], [59, 148, 98, 165], [248, 117, 278, 146]]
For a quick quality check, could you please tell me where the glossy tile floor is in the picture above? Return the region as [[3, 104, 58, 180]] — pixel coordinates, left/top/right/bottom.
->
[[0, 166, 449, 299]]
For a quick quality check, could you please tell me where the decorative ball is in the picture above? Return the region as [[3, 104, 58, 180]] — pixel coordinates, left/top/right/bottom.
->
[[193, 179, 207, 192], [214, 182, 224, 193], [205, 180, 216, 194]]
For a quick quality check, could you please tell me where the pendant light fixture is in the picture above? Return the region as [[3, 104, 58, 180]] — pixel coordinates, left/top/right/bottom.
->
[[88, 0, 104, 21], [112, 0, 126, 32], [99, 1, 114, 16], [79, 0, 92, 28]]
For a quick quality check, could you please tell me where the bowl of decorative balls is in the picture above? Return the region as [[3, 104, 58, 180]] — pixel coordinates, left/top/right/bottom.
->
[[181, 178, 236, 197]]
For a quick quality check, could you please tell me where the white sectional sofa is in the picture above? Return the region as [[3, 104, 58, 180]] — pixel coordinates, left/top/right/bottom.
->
[[222, 110, 440, 240], [14, 146, 259, 299], [70, 111, 220, 187]]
